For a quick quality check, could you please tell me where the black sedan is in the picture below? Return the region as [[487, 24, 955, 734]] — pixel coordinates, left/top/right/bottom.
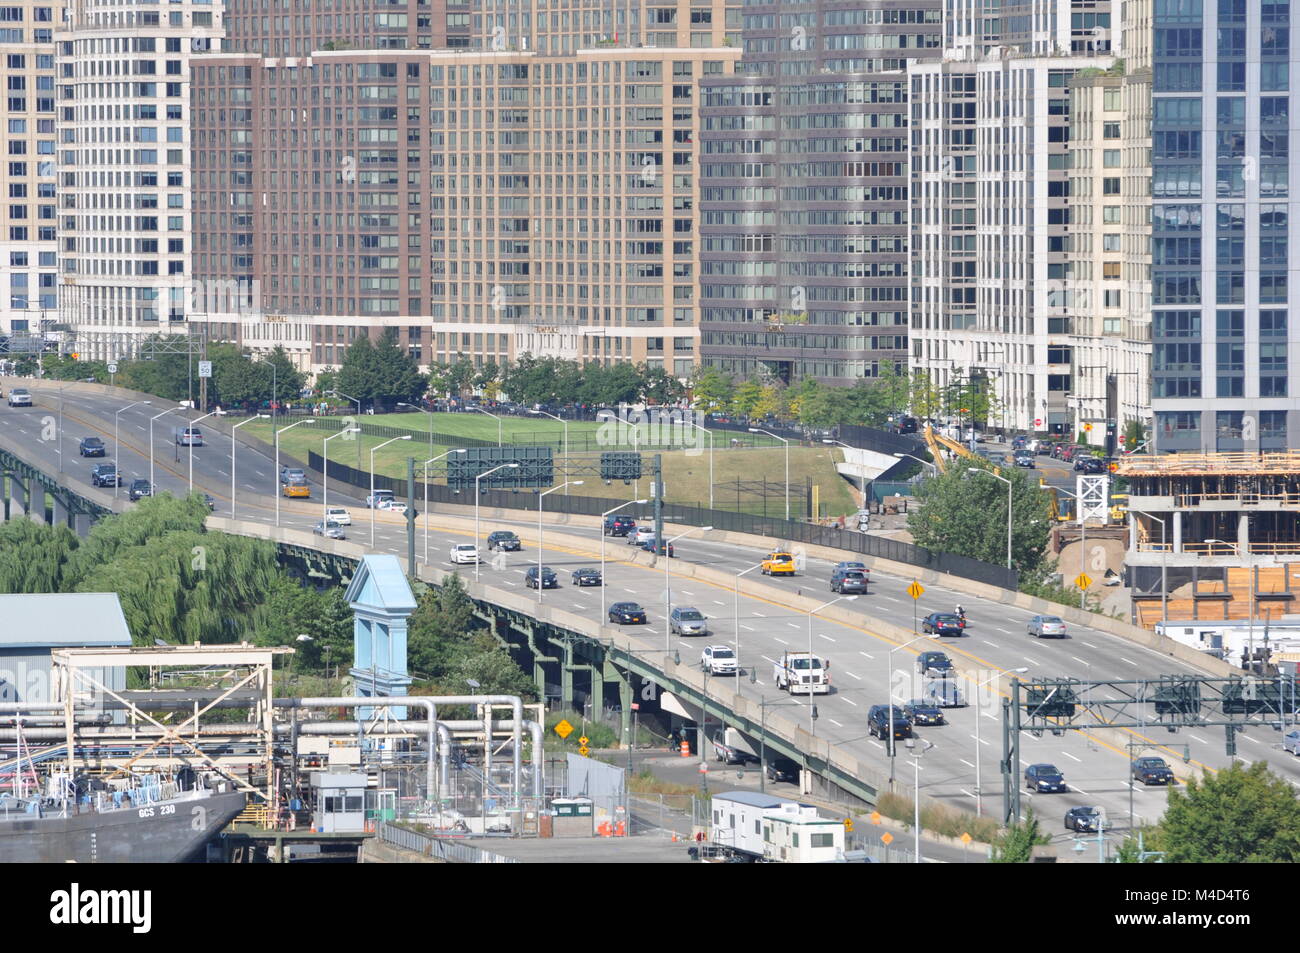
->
[[1064, 806, 1103, 833], [922, 612, 965, 636], [571, 567, 603, 587], [917, 651, 954, 677], [608, 601, 647, 625], [487, 531, 521, 551], [902, 699, 945, 726], [78, 436, 106, 457], [1024, 763, 1068, 793], [524, 566, 558, 589], [1132, 757, 1175, 786]]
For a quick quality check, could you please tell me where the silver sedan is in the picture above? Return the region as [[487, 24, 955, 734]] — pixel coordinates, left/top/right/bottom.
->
[[1028, 615, 1067, 638]]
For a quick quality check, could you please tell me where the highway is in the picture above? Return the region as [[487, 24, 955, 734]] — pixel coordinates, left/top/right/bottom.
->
[[7, 385, 1299, 851]]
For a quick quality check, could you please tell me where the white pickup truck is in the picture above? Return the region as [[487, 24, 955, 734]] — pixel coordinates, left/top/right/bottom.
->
[[773, 651, 830, 695]]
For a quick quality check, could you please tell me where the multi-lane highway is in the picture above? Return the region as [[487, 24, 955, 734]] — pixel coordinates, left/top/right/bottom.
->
[[6, 384, 1298, 852]]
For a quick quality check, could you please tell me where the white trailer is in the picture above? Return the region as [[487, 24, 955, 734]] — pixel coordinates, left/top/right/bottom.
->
[[709, 791, 844, 863], [773, 651, 830, 694], [1156, 619, 1300, 664]]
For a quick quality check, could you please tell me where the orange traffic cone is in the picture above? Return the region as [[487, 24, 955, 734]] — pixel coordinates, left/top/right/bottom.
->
[[679, 739, 691, 758]]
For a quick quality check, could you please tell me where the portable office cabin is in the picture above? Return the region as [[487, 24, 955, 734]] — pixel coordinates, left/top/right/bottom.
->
[[711, 791, 845, 862], [711, 791, 787, 858]]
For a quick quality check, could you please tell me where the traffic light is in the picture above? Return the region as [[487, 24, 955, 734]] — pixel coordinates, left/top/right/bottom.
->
[[70, 352, 78, 361], [1104, 419, 1117, 456]]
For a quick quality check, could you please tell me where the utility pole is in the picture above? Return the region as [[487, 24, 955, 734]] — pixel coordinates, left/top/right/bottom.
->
[[653, 452, 663, 550], [407, 456, 417, 575]]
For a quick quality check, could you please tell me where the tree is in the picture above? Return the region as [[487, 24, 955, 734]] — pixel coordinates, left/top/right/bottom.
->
[[730, 377, 763, 417], [639, 363, 684, 404], [1149, 761, 1300, 863], [337, 328, 427, 410], [906, 461, 1053, 574], [750, 383, 785, 420], [909, 370, 942, 422], [0, 519, 78, 593], [406, 573, 479, 677], [263, 346, 305, 402], [115, 335, 193, 402], [689, 366, 734, 414], [991, 807, 1049, 862], [446, 357, 477, 397]]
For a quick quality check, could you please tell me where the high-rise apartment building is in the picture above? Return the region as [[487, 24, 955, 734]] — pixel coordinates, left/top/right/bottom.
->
[[908, 1, 1114, 433], [0, 0, 58, 337], [1150, 0, 1298, 452], [698, 1, 941, 387], [186, 0, 740, 376], [56, 0, 224, 360]]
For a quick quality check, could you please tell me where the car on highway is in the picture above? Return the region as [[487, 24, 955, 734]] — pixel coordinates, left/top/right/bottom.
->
[[925, 679, 966, 708], [701, 645, 738, 675], [282, 479, 310, 498], [607, 601, 648, 625], [917, 651, 955, 677], [78, 436, 106, 457], [364, 489, 394, 508], [6, 387, 32, 407], [922, 612, 965, 636], [173, 426, 204, 447], [766, 757, 799, 784], [669, 606, 709, 636], [1131, 756, 1175, 786], [524, 565, 558, 589], [1024, 763, 1068, 793], [487, 531, 521, 552], [449, 544, 480, 565], [1027, 614, 1067, 638], [639, 535, 676, 558], [314, 520, 346, 540], [867, 705, 913, 740], [1064, 806, 1103, 833], [834, 560, 868, 574], [628, 526, 655, 547], [383, 501, 408, 515], [280, 467, 307, 485], [1013, 452, 1035, 468], [830, 569, 869, 594], [902, 699, 945, 726], [89, 463, 122, 488], [1074, 454, 1104, 473], [324, 506, 352, 526], [761, 551, 796, 576], [128, 479, 153, 501], [571, 567, 603, 587], [603, 515, 637, 537], [1285, 730, 1300, 756]]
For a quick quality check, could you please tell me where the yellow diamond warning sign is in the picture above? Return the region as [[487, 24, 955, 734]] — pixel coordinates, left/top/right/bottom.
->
[[555, 719, 574, 739], [579, 736, 589, 746], [881, 832, 894, 845], [907, 581, 925, 600], [578, 746, 590, 757], [1074, 573, 1093, 591], [843, 818, 854, 832]]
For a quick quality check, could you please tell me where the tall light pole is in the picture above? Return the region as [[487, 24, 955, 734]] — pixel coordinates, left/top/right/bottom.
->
[[664, 525, 713, 656], [807, 595, 856, 739], [274, 418, 317, 527], [734, 562, 763, 679], [55, 383, 64, 474], [230, 413, 269, 517], [968, 467, 1013, 570], [149, 405, 186, 497], [327, 389, 363, 469], [370, 434, 412, 546], [323, 424, 361, 525], [114, 399, 151, 499], [750, 427, 790, 520], [538, 481, 584, 602], [422, 448, 467, 564], [893, 451, 938, 477], [475, 463, 519, 580], [530, 409, 569, 492], [398, 401, 436, 475], [1132, 510, 1168, 624], [689, 420, 715, 508], [824, 438, 865, 510], [474, 406, 502, 447], [904, 737, 934, 863], [973, 667, 1027, 816], [601, 498, 647, 618], [887, 633, 938, 784], [186, 408, 226, 492]]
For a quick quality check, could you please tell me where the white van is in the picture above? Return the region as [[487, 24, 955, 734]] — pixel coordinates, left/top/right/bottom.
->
[[174, 426, 203, 446]]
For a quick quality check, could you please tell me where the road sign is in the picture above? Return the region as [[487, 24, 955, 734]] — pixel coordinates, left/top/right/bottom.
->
[[1083, 423, 1093, 432], [906, 581, 925, 600], [1034, 418, 1042, 427], [578, 735, 589, 746], [881, 832, 894, 846], [555, 719, 574, 739], [106, 363, 118, 375], [1074, 573, 1093, 590], [960, 832, 972, 845], [843, 818, 854, 832], [578, 745, 589, 756], [870, 811, 881, 825], [198, 360, 212, 378]]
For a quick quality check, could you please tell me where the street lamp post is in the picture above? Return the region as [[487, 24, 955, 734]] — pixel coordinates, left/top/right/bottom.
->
[[734, 563, 763, 679], [807, 595, 857, 740], [149, 405, 187, 498], [749, 428, 790, 520], [888, 633, 938, 784], [474, 463, 518, 581], [973, 667, 1027, 816], [370, 435, 412, 546], [530, 410, 569, 493], [114, 400, 151, 499], [690, 420, 715, 508], [327, 389, 363, 469], [968, 467, 1013, 570], [600, 498, 647, 618], [274, 418, 317, 527], [538, 481, 584, 602], [904, 737, 934, 862], [1132, 510, 1168, 624], [323, 425, 361, 526], [474, 407, 502, 447], [664, 525, 713, 656], [187, 409, 226, 492], [423, 449, 468, 564], [230, 413, 269, 518], [398, 401, 436, 475]]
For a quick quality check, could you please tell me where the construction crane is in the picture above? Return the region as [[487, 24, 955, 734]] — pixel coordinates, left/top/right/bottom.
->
[[925, 425, 1067, 519]]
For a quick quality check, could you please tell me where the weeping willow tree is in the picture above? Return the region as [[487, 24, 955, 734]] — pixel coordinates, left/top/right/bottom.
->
[[0, 518, 79, 593], [61, 494, 209, 587]]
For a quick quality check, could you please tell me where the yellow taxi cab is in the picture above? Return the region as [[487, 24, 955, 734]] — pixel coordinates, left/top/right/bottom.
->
[[283, 480, 311, 499], [761, 551, 796, 576]]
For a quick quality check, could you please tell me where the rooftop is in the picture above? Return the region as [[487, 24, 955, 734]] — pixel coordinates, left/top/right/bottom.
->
[[0, 593, 132, 649]]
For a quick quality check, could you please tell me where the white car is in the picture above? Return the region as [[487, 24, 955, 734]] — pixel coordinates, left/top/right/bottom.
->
[[324, 506, 352, 526], [365, 491, 394, 508], [384, 501, 408, 515], [7, 387, 32, 407], [701, 645, 738, 675], [628, 526, 655, 546], [450, 544, 480, 564]]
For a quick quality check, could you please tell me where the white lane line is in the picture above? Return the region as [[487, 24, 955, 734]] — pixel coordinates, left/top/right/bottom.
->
[[1080, 641, 1097, 649], [858, 651, 875, 660], [844, 671, 862, 681], [1069, 784, 1090, 796], [741, 625, 755, 632], [1062, 752, 1081, 763], [959, 759, 975, 769], [1189, 733, 1209, 744], [828, 719, 844, 728], [787, 623, 800, 629], [681, 590, 695, 596], [1244, 735, 1263, 746], [711, 600, 726, 606], [819, 634, 837, 643], [841, 698, 857, 707], [868, 740, 883, 751], [1119, 657, 1138, 666], [753, 611, 766, 617], [995, 627, 1012, 634], [1071, 656, 1089, 666], [1023, 656, 1040, 666], [985, 640, 1000, 648], [774, 637, 788, 646]]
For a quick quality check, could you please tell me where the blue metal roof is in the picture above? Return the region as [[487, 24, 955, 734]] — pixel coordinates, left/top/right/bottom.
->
[[0, 593, 133, 648], [713, 791, 791, 809], [344, 554, 418, 612]]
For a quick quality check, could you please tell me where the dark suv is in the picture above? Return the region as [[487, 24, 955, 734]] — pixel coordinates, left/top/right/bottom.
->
[[524, 566, 558, 589], [1074, 455, 1105, 474], [487, 531, 521, 552], [603, 515, 637, 537], [90, 463, 122, 487], [78, 436, 106, 457], [128, 479, 152, 501], [867, 705, 913, 741]]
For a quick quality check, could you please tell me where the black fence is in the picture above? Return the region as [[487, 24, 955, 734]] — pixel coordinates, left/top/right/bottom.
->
[[307, 451, 1018, 590]]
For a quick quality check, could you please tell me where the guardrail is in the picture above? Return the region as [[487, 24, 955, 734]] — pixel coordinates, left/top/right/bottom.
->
[[377, 823, 519, 863]]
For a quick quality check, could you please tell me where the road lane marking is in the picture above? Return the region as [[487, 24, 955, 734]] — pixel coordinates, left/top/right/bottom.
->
[[818, 634, 836, 643], [1069, 785, 1090, 795], [828, 719, 844, 727], [841, 698, 857, 706], [1119, 657, 1138, 666], [844, 671, 861, 680], [1081, 641, 1097, 649], [858, 651, 874, 660], [752, 611, 766, 617], [959, 760, 975, 769], [774, 637, 788, 646], [787, 623, 800, 629], [1189, 733, 1208, 744], [1023, 656, 1040, 666], [1071, 656, 1089, 666], [984, 640, 1000, 648], [1062, 752, 1081, 762], [741, 625, 755, 632]]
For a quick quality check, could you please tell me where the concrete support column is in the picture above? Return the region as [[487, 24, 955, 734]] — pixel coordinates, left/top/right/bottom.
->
[[1, 474, 9, 521], [1128, 512, 1137, 553], [1172, 511, 1183, 554], [52, 496, 67, 529], [617, 670, 633, 745], [73, 513, 92, 539], [560, 637, 574, 710], [28, 484, 45, 525], [1238, 513, 1250, 555]]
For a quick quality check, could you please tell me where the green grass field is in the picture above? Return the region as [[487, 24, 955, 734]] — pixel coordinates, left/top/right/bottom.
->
[[242, 416, 857, 517]]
